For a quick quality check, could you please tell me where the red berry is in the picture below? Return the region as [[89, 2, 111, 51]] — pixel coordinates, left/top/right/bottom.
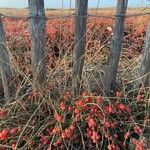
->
[[60, 102, 66, 111], [82, 91, 88, 97], [104, 121, 111, 128], [85, 97, 92, 102], [61, 132, 66, 139], [18, 127, 23, 132], [118, 104, 126, 110], [88, 118, 96, 128], [91, 131, 99, 143], [52, 126, 60, 134], [64, 92, 71, 99], [68, 106, 73, 112], [136, 95, 142, 102], [69, 124, 75, 131], [116, 91, 122, 98], [2, 129, 9, 136], [53, 142, 58, 147], [0, 129, 9, 140], [132, 138, 137, 145], [124, 132, 130, 139], [76, 100, 84, 107], [96, 97, 103, 104], [60, 144, 65, 150], [27, 95, 33, 100], [54, 114, 64, 123], [11, 143, 16, 150], [105, 105, 114, 114], [74, 108, 80, 114], [29, 140, 35, 145], [10, 128, 17, 135], [134, 126, 142, 134], [74, 114, 81, 121]]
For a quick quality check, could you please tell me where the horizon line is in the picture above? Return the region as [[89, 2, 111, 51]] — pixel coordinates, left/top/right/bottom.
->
[[0, 6, 149, 9]]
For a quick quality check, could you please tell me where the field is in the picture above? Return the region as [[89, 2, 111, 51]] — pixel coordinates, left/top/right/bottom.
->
[[0, 8, 150, 150]]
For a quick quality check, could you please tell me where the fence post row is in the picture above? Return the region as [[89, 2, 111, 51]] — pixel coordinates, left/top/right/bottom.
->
[[0, 15, 13, 101], [140, 20, 150, 86], [72, 0, 88, 96], [28, 0, 46, 90], [103, 0, 128, 96]]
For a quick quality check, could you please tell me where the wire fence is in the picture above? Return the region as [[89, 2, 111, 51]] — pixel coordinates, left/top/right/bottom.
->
[[0, 12, 150, 20]]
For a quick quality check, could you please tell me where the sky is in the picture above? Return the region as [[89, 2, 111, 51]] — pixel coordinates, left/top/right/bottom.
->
[[0, 0, 149, 8]]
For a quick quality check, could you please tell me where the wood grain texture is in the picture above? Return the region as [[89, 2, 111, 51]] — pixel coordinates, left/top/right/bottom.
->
[[72, 0, 88, 96], [140, 20, 150, 86], [103, 0, 128, 96], [28, 0, 46, 89], [0, 16, 13, 100]]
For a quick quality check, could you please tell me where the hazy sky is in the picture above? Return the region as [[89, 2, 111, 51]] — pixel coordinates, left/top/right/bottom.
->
[[0, 0, 149, 8]]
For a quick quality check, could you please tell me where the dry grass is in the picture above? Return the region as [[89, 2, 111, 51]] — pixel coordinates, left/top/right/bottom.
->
[[0, 7, 149, 150], [0, 7, 150, 16]]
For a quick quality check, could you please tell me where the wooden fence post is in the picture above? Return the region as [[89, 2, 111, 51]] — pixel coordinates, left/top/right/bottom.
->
[[0, 15, 13, 101], [28, 0, 46, 89], [103, 0, 128, 96], [140, 20, 150, 86], [72, 0, 88, 96]]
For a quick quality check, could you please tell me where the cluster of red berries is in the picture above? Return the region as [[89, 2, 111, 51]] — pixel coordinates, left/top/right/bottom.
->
[[0, 127, 23, 149], [0, 91, 147, 150], [48, 91, 146, 149]]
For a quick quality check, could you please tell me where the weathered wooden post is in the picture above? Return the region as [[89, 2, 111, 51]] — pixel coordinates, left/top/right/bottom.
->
[[103, 0, 128, 96], [72, 0, 88, 96], [28, 0, 46, 89], [140, 20, 150, 86], [0, 15, 13, 101]]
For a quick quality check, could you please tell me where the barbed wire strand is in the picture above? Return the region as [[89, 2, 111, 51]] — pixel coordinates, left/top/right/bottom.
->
[[0, 12, 150, 20], [0, 13, 74, 20]]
